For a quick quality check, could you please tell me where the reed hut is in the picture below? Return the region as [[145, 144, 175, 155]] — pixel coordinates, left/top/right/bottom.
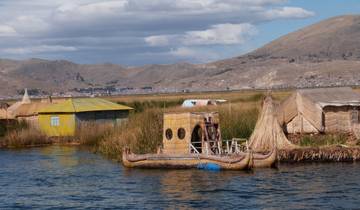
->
[[277, 87, 360, 135], [162, 112, 221, 155], [249, 96, 295, 152], [6, 89, 52, 126]]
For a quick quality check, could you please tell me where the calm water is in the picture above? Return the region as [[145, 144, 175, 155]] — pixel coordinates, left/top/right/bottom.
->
[[0, 146, 360, 209]]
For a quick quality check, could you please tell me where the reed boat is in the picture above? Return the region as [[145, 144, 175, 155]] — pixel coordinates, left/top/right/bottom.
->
[[123, 149, 251, 170], [122, 112, 253, 170]]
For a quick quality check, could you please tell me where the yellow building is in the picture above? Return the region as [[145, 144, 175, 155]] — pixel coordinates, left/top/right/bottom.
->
[[38, 98, 133, 137]]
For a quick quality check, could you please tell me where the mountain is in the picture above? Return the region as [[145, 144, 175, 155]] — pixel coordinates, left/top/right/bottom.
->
[[1, 15, 360, 97]]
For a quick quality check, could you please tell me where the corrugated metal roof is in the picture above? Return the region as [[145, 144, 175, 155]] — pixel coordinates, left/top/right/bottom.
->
[[38, 98, 133, 114], [298, 87, 360, 107]]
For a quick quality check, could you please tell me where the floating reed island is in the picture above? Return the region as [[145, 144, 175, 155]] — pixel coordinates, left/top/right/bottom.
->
[[278, 146, 360, 163], [248, 93, 360, 164]]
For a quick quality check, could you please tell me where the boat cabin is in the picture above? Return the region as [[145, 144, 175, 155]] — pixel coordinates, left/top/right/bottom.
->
[[162, 112, 222, 155]]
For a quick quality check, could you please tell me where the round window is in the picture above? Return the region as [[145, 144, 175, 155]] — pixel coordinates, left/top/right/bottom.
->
[[165, 128, 173, 140], [177, 128, 186, 140]]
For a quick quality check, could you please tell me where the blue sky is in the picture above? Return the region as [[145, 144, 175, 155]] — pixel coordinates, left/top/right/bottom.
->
[[0, 0, 358, 66]]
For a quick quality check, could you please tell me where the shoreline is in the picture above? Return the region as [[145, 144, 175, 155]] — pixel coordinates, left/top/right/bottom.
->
[[278, 146, 360, 163]]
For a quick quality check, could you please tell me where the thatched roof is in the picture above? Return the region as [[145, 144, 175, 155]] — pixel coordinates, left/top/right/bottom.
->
[[277, 87, 360, 131], [298, 87, 360, 107], [249, 96, 295, 152], [9, 102, 50, 117]]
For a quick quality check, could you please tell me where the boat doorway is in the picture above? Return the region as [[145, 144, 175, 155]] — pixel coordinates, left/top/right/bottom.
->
[[191, 125, 202, 154]]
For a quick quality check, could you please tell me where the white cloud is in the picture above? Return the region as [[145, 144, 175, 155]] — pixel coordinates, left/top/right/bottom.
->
[[54, 1, 128, 21], [145, 23, 257, 46], [145, 35, 170, 46], [2, 45, 77, 54], [0, 25, 17, 37], [183, 23, 257, 45], [9, 16, 49, 35], [264, 7, 315, 19]]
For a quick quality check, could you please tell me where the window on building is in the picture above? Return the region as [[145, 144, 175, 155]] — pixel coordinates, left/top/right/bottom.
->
[[51, 116, 60, 126]]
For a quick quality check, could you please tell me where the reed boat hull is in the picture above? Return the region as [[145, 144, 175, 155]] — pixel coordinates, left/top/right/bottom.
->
[[122, 150, 251, 170], [251, 148, 277, 168]]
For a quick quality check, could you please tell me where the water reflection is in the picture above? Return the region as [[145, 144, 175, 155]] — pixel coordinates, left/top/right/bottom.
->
[[39, 146, 79, 169]]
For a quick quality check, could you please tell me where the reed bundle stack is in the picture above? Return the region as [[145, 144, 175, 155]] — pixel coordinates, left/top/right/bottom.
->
[[249, 96, 296, 152]]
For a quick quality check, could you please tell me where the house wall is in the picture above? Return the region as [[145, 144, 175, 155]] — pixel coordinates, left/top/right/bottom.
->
[[75, 110, 129, 125], [323, 106, 357, 133], [162, 113, 192, 155], [162, 112, 220, 155], [38, 114, 76, 137], [297, 93, 324, 131], [286, 114, 319, 134]]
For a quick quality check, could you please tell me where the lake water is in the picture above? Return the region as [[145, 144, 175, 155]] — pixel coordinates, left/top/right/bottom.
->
[[0, 146, 360, 209]]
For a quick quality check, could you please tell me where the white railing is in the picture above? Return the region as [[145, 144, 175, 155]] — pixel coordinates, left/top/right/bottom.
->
[[224, 138, 248, 154], [189, 143, 200, 154]]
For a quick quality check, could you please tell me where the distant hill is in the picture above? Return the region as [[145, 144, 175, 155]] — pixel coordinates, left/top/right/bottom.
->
[[1, 15, 360, 97]]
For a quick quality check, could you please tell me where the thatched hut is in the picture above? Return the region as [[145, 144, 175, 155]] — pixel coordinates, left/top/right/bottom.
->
[[277, 87, 360, 135], [162, 112, 221, 155], [6, 89, 52, 127], [249, 96, 295, 152]]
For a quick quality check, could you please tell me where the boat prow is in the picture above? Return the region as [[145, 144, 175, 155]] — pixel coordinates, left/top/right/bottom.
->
[[251, 148, 277, 168]]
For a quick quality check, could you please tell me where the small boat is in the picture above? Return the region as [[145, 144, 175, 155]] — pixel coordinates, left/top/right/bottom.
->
[[122, 112, 252, 170]]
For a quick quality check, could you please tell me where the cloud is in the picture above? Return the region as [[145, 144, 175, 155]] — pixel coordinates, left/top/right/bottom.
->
[[184, 23, 258, 45], [9, 16, 50, 35], [0, 0, 315, 64], [264, 6, 315, 19], [2, 45, 77, 54], [145, 23, 258, 46], [0, 25, 17, 37], [145, 35, 171, 46]]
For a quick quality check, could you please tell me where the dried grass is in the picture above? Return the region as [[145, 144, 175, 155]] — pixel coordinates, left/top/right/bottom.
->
[[1, 127, 50, 148]]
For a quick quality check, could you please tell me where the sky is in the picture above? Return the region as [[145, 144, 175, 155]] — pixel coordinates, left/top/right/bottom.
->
[[0, 0, 359, 66]]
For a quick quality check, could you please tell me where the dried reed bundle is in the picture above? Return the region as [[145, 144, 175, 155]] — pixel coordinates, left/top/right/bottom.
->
[[249, 96, 296, 152]]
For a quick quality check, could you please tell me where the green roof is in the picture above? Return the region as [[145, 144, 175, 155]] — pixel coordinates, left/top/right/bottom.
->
[[38, 98, 133, 114]]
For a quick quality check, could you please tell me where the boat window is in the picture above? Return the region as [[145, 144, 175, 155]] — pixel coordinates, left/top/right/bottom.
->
[[177, 128, 186, 139], [165, 128, 173, 140]]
